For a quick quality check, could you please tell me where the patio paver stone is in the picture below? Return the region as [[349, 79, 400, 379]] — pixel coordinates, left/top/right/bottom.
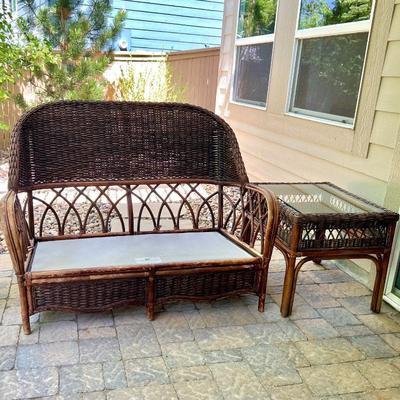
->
[[169, 365, 212, 383], [267, 383, 315, 400], [124, 356, 169, 386], [59, 363, 104, 394], [358, 313, 400, 334], [103, 360, 128, 390], [295, 338, 365, 365], [16, 341, 79, 369], [0, 346, 15, 371], [317, 307, 361, 327], [209, 362, 268, 400], [162, 341, 205, 368], [79, 337, 121, 363], [0, 367, 59, 399], [299, 363, 371, 396], [294, 318, 340, 339], [173, 379, 222, 400], [355, 359, 400, 389], [241, 344, 302, 387], [39, 320, 78, 343], [0, 252, 399, 399], [380, 332, 400, 351], [349, 335, 399, 358]]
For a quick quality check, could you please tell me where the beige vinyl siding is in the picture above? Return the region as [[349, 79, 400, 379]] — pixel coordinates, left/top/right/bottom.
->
[[384, 0, 400, 212], [370, 111, 400, 149], [216, 0, 400, 287], [385, 132, 400, 213]]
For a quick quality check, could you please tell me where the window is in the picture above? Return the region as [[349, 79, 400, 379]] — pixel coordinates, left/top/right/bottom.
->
[[289, 0, 372, 125], [232, 0, 278, 108]]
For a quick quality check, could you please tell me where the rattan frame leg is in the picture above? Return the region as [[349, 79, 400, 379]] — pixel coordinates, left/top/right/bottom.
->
[[257, 268, 268, 312], [280, 252, 393, 317], [17, 277, 31, 335], [371, 253, 390, 313], [146, 273, 155, 321], [281, 255, 297, 317]]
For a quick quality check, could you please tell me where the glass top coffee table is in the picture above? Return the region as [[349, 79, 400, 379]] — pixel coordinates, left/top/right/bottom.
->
[[256, 182, 399, 317]]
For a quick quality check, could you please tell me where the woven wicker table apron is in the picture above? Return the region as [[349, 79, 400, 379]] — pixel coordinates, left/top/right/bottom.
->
[[255, 182, 399, 317]]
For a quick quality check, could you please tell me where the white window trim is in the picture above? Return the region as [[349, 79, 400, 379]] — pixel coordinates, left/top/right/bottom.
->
[[385, 218, 400, 311], [230, 99, 267, 111], [295, 19, 371, 39], [286, 1, 374, 127], [236, 33, 275, 46], [229, 1, 278, 110], [285, 111, 354, 129]]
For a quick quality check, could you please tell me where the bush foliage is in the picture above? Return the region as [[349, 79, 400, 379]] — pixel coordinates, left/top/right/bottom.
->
[[111, 58, 186, 103]]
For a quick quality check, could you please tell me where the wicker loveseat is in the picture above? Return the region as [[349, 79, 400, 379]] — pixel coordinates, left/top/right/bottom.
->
[[1, 101, 279, 335]]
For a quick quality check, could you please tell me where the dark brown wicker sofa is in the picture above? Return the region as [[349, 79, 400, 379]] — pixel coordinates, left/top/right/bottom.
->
[[0, 101, 279, 334]]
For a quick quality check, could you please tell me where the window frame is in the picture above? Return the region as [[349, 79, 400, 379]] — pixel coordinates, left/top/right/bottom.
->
[[230, 0, 278, 110], [384, 217, 400, 311], [223, 0, 392, 158], [287, 4, 373, 128]]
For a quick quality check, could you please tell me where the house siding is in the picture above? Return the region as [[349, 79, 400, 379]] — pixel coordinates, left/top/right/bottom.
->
[[112, 0, 224, 52], [17, 0, 224, 52], [383, 0, 400, 212], [216, 0, 400, 288]]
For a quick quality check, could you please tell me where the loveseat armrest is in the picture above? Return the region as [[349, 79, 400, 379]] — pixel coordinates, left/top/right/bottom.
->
[[220, 183, 280, 261], [0, 191, 33, 276], [242, 183, 280, 261]]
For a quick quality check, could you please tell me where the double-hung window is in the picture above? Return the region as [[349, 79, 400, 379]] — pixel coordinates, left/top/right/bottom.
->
[[232, 0, 278, 108], [288, 0, 373, 126]]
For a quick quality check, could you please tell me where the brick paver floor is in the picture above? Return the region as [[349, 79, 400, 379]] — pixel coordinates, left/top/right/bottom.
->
[[1, 251, 400, 399]]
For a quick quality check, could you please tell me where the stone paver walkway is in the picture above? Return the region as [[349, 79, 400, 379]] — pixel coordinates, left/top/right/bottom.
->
[[1, 251, 400, 399]]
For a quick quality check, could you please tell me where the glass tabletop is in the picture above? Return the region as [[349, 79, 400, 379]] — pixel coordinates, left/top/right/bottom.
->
[[258, 182, 383, 215]]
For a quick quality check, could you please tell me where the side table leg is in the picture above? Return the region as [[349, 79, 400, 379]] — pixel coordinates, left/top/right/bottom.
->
[[281, 256, 314, 317], [281, 255, 297, 317], [371, 253, 390, 313]]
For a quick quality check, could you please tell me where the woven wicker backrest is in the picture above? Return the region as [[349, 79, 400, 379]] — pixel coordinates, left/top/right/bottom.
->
[[9, 101, 248, 190]]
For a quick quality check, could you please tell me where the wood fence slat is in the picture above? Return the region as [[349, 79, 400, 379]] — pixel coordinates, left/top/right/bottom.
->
[[0, 47, 220, 150]]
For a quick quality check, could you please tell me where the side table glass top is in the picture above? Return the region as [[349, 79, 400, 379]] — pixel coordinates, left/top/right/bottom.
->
[[258, 182, 383, 215]]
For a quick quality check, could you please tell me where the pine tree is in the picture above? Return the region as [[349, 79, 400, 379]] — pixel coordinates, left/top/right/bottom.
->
[[238, 0, 277, 37], [299, 0, 371, 28], [17, 0, 126, 107], [328, 0, 371, 24], [0, 6, 55, 127]]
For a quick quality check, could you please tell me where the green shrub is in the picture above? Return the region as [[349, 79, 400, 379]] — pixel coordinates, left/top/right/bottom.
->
[[113, 58, 185, 103], [15, 0, 126, 108]]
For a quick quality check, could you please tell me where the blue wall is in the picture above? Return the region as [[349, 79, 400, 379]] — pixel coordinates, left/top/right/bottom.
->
[[113, 0, 224, 52], [17, 0, 224, 52]]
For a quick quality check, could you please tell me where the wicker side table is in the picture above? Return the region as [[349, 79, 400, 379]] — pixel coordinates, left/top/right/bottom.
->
[[256, 182, 399, 317]]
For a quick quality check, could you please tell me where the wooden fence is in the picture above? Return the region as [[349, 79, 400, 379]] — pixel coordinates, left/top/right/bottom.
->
[[0, 47, 220, 150], [0, 83, 22, 150], [168, 47, 220, 111]]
